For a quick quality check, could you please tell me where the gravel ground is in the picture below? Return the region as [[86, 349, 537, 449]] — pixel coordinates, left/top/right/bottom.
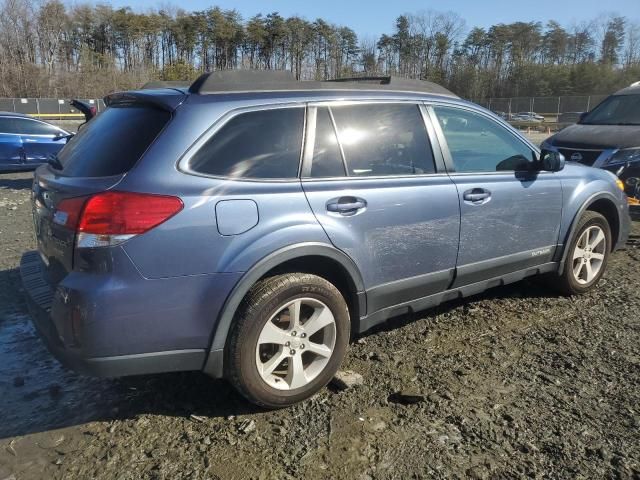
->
[[0, 170, 639, 480]]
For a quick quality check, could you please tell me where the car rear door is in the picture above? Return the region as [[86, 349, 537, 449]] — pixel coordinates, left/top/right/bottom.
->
[[15, 117, 67, 167], [428, 104, 563, 287], [0, 117, 24, 168], [301, 101, 460, 314]]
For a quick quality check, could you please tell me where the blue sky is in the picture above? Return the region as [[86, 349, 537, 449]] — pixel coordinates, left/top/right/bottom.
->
[[108, 0, 639, 37]]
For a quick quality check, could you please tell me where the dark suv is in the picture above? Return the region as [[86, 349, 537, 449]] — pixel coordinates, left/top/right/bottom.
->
[[21, 71, 630, 407], [542, 82, 640, 207]]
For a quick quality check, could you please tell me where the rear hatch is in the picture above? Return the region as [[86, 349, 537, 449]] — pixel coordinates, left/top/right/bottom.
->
[[32, 95, 178, 285]]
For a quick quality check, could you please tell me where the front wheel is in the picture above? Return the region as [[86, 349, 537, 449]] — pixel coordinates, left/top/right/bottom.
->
[[226, 273, 350, 408], [554, 211, 611, 295]]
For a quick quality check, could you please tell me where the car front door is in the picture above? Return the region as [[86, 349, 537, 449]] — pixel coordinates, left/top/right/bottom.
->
[[301, 102, 461, 315], [0, 117, 24, 168], [429, 104, 563, 287], [14, 117, 67, 167]]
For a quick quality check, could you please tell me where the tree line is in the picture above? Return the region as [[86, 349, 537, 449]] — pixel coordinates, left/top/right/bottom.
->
[[0, 0, 638, 100]]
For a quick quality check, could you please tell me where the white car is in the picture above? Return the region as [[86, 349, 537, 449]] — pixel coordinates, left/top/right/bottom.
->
[[513, 112, 545, 122]]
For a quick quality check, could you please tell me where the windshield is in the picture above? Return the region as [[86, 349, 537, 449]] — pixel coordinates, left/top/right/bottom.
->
[[57, 106, 170, 177], [580, 94, 640, 126]]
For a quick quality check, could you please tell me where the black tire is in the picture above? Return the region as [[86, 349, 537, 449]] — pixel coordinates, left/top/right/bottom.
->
[[226, 273, 350, 408], [553, 211, 611, 295]]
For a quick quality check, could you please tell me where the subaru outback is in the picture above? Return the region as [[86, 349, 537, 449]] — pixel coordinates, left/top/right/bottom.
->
[[21, 71, 630, 407]]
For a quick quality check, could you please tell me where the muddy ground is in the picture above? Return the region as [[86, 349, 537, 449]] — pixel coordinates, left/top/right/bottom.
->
[[0, 171, 639, 480]]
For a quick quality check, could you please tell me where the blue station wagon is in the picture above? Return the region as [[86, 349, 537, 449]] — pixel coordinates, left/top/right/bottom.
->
[[0, 112, 69, 172], [21, 71, 630, 407]]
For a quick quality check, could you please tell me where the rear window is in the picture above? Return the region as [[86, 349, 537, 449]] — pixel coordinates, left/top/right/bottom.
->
[[187, 108, 304, 179], [58, 106, 170, 177]]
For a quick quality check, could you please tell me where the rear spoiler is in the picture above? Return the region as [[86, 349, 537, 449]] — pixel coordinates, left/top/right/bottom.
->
[[104, 90, 187, 112]]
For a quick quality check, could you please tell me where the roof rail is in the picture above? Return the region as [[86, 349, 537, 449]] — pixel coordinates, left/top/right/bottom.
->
[[328, 76, 393, 84], [188, 70, 457, 98], [189, 70, 297, 94]]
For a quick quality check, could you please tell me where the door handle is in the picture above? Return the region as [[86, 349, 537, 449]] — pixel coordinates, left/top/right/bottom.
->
[[326, 197, 367, 215], [463, 188, 491, 204]]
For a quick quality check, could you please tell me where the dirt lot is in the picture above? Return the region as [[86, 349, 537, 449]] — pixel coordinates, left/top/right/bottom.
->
[[0, 171, 639, 480]]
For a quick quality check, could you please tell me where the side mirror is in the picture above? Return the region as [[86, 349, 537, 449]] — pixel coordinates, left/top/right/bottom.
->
[[540, 150, 565, 172]]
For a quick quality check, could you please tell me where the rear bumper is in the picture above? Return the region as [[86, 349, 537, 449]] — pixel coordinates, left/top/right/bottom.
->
[[20, 250, 237, 377]]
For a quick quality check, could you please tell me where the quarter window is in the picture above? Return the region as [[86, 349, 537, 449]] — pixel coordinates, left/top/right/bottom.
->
[[189, 108, 304, 179], [433, 106, 535, 172], [328, 103, 436, 177]]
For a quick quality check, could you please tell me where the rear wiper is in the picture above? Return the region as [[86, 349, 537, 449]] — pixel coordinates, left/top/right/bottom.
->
[[47, 154, 63, 170]]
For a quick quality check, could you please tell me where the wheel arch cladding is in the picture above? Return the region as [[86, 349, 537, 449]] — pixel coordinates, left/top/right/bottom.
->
[[203, 243, 365, 377], [559, 192, 621, 275], [585, 198, 619, 250]]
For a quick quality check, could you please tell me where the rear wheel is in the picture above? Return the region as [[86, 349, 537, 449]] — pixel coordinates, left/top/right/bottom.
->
[[554, 211, 611, 295], [227, 273, 350, 408]]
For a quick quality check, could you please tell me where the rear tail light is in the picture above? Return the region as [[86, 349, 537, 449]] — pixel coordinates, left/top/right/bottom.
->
[[55, 191, 183, 248]]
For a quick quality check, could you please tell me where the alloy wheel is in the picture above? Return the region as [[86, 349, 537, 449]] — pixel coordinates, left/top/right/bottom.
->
[[255, 298, 336, 390], [572, 225, 606, 285]]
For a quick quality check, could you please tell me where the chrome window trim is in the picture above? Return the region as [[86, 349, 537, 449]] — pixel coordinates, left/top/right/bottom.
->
[[307, 98, 427, 108], [300, 172, 453, 183], [300, 106, 316, 178], [326, 106, 349, 176], [178, 102, 307, 183]]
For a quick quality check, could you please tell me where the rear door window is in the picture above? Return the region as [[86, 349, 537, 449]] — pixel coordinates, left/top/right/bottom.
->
[[188, 108, 304, 179], [329, 103, 436, 177], [13, 118, 60, 135], [58, 106, 170, 177]]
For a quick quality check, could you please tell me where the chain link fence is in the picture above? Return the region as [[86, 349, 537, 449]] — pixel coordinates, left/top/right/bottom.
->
[[0, 98, 106, 118], [476, 95, 608, 120]]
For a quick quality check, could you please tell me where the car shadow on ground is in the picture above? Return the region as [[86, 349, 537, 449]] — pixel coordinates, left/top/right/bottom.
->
[[0, 175, 33, 191], [0, 268, 558, 440], [0, 265, 262, 440]]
